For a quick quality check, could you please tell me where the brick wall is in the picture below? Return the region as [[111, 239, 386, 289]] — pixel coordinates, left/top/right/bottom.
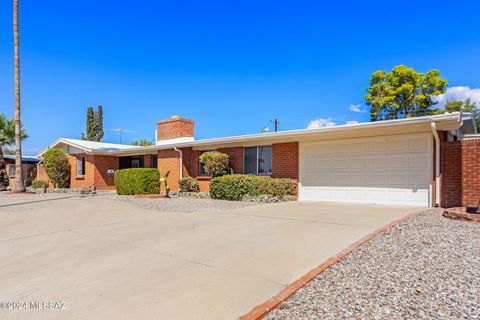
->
[[441, 141, 462, 208], [461, 139, 480, 208], [157, 116, 194, 141], [91, 155, 118, 190], [158, 149, 181, 191], [272, 142, 299, 181], [218, 147, 244, 174], [441, 138, 480, 208], [38, 153, 118, 190]]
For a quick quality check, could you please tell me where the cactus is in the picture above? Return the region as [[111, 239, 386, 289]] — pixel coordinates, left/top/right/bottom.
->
[[159, 170, 171, 198]]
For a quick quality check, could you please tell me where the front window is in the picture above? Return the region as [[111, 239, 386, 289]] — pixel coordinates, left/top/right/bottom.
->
[[76, 157, 85, 176], [244, 146, 272, 175]]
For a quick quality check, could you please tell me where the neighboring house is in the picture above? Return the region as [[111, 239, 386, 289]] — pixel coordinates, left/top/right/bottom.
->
[[4, 155, 41, 187], [38, 113, 479, 208]]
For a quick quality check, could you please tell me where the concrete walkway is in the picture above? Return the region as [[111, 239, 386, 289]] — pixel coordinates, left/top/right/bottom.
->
[[0, 194, 419, 320]]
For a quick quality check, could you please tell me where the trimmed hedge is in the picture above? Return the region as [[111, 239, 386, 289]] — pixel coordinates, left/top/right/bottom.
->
[[114, 168, 160, 195], [210, 174, 296, 200], [32, 180, 49, 189], [257, 178, 296, 197]]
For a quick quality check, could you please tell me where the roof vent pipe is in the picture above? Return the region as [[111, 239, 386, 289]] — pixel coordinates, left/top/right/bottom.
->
[[431, 123, 441, 207]]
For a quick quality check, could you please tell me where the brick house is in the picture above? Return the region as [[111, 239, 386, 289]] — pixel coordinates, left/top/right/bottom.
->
[[4, 155, 41, 188], [38, 113, 479, 208]]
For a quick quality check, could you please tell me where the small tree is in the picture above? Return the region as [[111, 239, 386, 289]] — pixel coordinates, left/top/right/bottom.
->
[[366, 65, 447, 121], [131, 139, 154, 146], [444, 99, 480, 129], [199, 151, 231, 177], [81, 105, 104, 141], [42, 148, 70, 188]]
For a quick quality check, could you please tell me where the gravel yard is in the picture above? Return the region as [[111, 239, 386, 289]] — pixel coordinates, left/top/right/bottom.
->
[[101, 194, 264, 212], [265, 209, 480, 320]]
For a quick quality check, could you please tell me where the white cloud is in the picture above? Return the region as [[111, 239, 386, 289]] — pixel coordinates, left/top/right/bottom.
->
[[346, 120, 359, 125], [349, 104, 367, 113], [432, 86, 480, 109], [307, 118, 336, 129]]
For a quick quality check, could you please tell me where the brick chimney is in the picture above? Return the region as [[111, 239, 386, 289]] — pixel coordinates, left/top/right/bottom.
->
[[157, 116, 194, 141]]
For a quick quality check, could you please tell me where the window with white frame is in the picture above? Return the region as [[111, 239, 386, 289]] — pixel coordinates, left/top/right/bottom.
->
[[244, 146, 272, 175], [76, 156, 85, 176]]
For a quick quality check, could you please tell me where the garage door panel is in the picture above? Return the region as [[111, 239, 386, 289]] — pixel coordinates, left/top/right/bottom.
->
[[300, 134, 432, 206]]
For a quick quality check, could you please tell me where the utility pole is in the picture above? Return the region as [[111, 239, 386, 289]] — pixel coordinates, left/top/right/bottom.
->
[[270, 119, 279, 132]]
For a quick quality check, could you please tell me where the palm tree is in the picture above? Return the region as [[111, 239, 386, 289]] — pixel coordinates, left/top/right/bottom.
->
[[0, 113, 28, 191], [13, 0, 25, 192]]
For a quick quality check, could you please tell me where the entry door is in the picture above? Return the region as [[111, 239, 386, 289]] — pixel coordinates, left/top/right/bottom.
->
[[299, 134, 432, 206]]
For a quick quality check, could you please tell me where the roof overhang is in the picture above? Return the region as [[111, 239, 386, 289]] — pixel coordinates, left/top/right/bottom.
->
[[90, 112, 466, 156]]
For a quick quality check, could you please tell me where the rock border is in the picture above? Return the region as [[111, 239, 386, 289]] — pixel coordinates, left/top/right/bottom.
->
[[239, 208, 427, 320]]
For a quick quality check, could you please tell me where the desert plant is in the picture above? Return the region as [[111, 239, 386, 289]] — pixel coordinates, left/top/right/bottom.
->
[[159, 170, 171, 197], [114, 168, 160, 195], [179, 176, 200, 192], [31, 179, 48, 189], [199, 151, 231, 177], [42, 148, 70, 188]]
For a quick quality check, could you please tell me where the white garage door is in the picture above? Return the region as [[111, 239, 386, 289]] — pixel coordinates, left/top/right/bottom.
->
[[299, 134, 432, 206]]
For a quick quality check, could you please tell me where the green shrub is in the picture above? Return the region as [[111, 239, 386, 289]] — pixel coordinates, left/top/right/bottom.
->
[[42, 148, 70, 188], [199, 151, 231, 177], [114, 168, 160, 195], [257, 178, 296, 196], [32, 180, 49, 189], [210, 174, 296, 200], [210, 174, 260, 200], [179, 177, 200, 192]]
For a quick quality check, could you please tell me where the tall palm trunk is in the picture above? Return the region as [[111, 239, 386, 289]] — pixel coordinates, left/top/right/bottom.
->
[[13, 0, 25, 192]]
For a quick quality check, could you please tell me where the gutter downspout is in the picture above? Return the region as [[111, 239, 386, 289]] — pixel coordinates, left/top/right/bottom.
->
[[431, 123, 440, 207], [173, 146, 183, 179]]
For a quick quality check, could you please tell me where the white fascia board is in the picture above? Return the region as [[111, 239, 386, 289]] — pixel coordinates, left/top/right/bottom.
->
[[87, 113, 464, 156], [37, 138, 92, 157]]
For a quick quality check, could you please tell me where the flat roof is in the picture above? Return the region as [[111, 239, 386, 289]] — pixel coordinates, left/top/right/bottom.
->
[[39, 112, 475, 157]]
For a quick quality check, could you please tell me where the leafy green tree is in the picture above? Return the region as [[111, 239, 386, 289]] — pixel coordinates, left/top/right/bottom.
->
[[444, 99, 480, 128], [42, 148, 70, 188], [130, 139, 154, 146], [366, 65, 447, 121], [81, 106, 104, 141], [0, 113, 28, 190]]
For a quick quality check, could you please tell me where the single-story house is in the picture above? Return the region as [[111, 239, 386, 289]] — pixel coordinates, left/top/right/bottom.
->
[[4, 155, 41, 187], [38, 113, 479, 208]]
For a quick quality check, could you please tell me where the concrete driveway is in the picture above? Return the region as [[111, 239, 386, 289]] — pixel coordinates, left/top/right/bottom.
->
[[0, 194, 419, 320]]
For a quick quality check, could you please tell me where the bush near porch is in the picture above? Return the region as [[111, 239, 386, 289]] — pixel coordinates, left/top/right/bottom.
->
[[115, 168, 160, 195], [209, 174, 296, 200]]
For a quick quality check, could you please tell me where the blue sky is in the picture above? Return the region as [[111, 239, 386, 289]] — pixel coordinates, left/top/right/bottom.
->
[[0, 1, 479, 155]]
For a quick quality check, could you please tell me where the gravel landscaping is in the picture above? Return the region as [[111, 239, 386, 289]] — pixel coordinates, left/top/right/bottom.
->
[[101, 194, 265, 212], [265, 209, 480, 320]]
